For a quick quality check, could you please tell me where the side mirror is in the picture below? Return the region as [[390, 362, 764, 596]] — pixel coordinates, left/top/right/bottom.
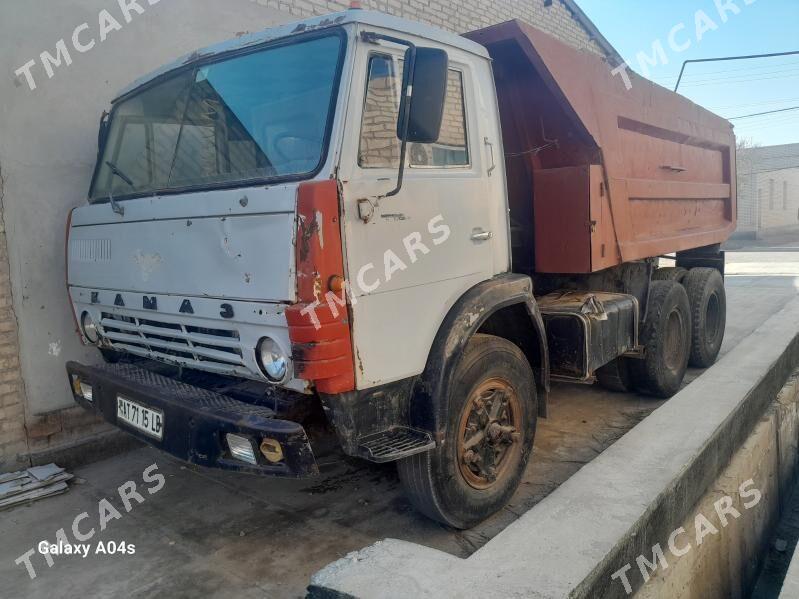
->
[[398, 47, 449, 143]]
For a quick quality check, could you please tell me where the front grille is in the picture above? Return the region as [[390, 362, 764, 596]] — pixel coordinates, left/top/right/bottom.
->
[[99, 312, 247, 375]]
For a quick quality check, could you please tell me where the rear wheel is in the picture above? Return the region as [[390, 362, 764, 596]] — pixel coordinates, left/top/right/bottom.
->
[[652, 266, 688, 283], [683, 267, 726, 368], [630, 280, 691, 398], [397, 334, 536, 529]]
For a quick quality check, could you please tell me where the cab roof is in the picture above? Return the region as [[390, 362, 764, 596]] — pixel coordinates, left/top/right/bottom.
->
[[114, 9, 490, 101]]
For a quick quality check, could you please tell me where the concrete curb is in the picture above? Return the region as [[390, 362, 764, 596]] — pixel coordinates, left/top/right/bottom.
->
[[780, 541, 799, 598], [309, 297, 799, 599]]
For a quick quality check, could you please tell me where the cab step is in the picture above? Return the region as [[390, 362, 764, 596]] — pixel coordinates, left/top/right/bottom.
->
[[357, 427, 435, 463]]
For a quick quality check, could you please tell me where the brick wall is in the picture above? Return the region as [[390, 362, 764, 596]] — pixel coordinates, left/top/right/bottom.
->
[[359, 59, 467, 168], [251, 0, 607, 58], [0, 163, 30, 470]]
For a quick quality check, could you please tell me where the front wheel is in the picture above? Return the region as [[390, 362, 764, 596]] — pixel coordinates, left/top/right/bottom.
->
[[398, 334, 537, 529]]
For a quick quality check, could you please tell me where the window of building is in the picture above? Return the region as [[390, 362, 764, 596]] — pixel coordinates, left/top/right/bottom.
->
[[358, 54, 469, 169], [769, 179, 775, 210], [784, 181, 789, 210]]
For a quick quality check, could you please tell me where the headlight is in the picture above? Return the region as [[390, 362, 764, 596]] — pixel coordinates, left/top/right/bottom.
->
[[81, 312, 99, 344], [226, 433, 257, 465], [256, 337, 288, 382]]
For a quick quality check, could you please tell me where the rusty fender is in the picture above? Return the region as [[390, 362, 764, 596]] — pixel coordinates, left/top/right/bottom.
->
[[410, 273, 550, 439]]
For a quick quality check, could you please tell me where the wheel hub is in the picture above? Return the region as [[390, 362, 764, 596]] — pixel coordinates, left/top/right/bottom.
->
[[457, 379, 522, 490]]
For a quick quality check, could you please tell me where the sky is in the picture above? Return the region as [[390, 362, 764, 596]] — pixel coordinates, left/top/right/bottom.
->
[[576, 0, 799, 148]]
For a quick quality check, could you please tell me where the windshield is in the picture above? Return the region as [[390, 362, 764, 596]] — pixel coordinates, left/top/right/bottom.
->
[[90, 32, 345, 201]]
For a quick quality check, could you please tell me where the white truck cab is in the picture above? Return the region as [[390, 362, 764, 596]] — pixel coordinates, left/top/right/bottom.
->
[[69, 10, 505, 392], [66, 9, 732, 528]]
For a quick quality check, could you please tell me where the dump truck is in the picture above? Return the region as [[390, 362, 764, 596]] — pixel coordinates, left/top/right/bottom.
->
[[65, 9, 736, 528]]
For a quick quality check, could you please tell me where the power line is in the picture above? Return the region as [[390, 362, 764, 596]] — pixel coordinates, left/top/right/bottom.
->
[[676, 65, 799, 85], [734, 113, 799, 124], [659, 66, 799, 85], [661, 63, 799, 82], [730, 106, 799, 120], [734, 114, 799, 124], [710, 96, 799, 111], [736, 115, 799, 128], [653, 59, 799, 82], [674, 50, 799, 91], [680, 72, 799, 88]]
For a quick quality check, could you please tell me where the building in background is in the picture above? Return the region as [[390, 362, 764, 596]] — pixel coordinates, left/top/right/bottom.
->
[[0, 0, 621, 471], [736, 143, 799, 239]]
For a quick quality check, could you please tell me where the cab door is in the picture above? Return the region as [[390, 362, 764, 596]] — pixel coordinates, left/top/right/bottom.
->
[[338, 37, 500, 389]]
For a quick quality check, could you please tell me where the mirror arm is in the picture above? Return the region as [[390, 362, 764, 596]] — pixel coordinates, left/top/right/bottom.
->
[[360, 32, 416, 199], [385, 45, 416, 198]]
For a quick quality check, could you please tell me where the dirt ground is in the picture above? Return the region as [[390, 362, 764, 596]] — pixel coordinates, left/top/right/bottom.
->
[[1, 247, 797, 598]]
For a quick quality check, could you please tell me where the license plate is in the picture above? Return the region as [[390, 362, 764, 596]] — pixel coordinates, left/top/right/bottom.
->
[[116, 396, 164, 440]]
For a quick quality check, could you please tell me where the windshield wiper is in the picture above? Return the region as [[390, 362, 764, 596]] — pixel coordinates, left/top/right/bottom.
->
[[105, 160, 134, 186], [104, 160, 134, 216]]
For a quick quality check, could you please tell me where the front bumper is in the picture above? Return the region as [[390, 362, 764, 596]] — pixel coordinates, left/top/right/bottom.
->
[[66, 361, 318, 477]]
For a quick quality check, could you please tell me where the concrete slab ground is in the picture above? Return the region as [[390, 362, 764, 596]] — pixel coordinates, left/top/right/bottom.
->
[[726, 252, 799, 276], [724, 230, 799, 251], [310, 297, 799, 598], [780, 553, 799, 599], [1, 254, 797, 598]]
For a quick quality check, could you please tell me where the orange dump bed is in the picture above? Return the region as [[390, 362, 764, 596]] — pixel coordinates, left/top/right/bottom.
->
[[466, 21, 736, 274]]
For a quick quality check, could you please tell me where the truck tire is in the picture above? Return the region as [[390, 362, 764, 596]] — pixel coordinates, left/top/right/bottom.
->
[[652, 266, 688, 282], [683, 267, 726, 368], [596, 357, 633, 393], [397, 334, 536, 529], [629, 280, 691, 398]]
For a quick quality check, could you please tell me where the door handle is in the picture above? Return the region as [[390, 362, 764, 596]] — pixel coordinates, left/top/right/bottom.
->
[[484, 137, 496, 177], [471, 229, 492, 241]]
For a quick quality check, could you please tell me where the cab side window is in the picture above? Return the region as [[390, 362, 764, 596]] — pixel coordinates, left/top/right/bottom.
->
[[358, 54, 469, 169]]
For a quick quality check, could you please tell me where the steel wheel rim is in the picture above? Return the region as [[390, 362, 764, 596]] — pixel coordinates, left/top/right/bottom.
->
[[457, 378, 522, 490]]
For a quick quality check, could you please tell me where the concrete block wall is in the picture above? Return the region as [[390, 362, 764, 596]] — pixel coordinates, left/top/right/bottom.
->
[[638, 374, 799, 598], [759, 173, 799, 231], [0, 0, 295, 472], [737, 144, 799, 236], [1, 161, 110, 473]]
